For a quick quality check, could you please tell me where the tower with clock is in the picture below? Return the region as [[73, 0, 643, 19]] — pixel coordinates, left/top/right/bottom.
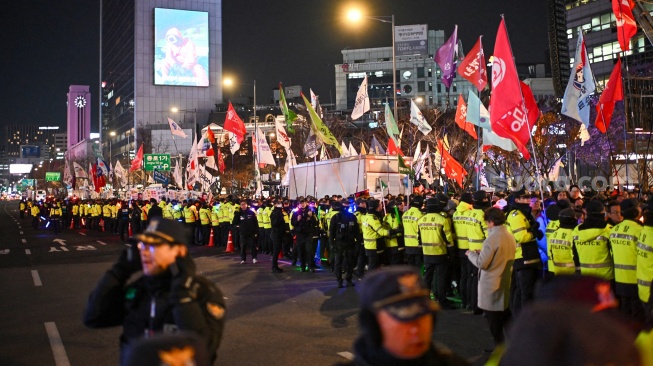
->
[[66, 85, 91, 150]]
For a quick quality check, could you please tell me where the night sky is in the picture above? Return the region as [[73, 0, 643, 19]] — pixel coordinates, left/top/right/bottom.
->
[[0, 0, 548, 131]]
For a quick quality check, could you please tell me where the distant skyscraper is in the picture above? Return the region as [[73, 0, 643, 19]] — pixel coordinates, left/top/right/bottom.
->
[[67, 85, 91, 149]]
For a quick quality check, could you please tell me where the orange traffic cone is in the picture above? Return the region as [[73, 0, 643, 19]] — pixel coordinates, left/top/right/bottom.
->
[[128, 222, 133, 237], [278, 249, 284, 259], [225, 231, 234, 253], [207, 228, 215, 247], [69, 219, 74, 229]]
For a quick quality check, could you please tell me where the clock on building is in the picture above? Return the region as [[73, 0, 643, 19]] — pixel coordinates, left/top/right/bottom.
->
[[74, 95, 87, 108]]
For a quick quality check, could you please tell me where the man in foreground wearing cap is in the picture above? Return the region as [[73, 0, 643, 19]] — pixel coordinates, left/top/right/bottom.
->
[[336, 266, 469, 366], [83, 217, 226, 365]]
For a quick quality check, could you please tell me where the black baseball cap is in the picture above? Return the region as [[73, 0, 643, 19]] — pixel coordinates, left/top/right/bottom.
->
[[131, 217, 190, 246], [360, 266, 439, 322]]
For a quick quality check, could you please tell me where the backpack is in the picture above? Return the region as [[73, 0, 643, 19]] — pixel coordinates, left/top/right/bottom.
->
[[334, 212, 357, 243]]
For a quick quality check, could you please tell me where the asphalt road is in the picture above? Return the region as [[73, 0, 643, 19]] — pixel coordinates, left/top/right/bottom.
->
[[0, 201, 493, 365]]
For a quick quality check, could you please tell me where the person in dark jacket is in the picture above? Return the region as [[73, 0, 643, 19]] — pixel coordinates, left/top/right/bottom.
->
[[116, 201, 130, 242], [334, 266, 469, 366], [330, 199, 359, 288], [83, 217, 226, 365], [233, 199, 258, 264], [147, 198, 163, 223], [291, 199, 316, 272], [269, 200, 287, 273]]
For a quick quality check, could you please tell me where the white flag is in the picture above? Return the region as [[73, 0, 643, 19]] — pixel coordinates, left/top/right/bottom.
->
[[351, 75, 370, 120], [340, 141, 350, 157], [410, 100, 432, 135], [348, 142, 358, 156], [482, 129, 518, 152], [319, 145, 327, 161], [167, 117, 188, 138], [228, 132, 241, 155], [561, 30, 596, 127], [310, 88, 323, 118], [275, 119, 292, 150], [255, 128, 276, 166], [114, 160, 127, 187], [73, 162, 88, 179], [186, 135, 199, 188], [548, 157, 564, 183], [412, 141, 422, 169], [281, 150, 298, 186], [173, 162, 183, 188], [579, 123, 590, 146]]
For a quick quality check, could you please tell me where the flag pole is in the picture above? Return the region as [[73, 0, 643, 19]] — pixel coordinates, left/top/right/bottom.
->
[[502, 14, 545, 202], [615, 5, 632, 189]]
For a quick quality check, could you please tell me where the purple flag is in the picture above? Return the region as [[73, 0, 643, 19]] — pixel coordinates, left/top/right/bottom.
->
[[434, 25, 458, 89]]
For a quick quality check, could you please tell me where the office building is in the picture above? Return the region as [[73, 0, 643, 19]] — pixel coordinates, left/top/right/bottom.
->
[[101, 0, 223, 168]]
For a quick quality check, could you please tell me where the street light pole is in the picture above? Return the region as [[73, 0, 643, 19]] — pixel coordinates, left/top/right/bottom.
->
[[253, 79, 258, 193], [391, 14, 397, 119]]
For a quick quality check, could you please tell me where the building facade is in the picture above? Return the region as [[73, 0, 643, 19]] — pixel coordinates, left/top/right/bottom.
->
[[335, 30, 475, 115], [100, 0, 223, 169]]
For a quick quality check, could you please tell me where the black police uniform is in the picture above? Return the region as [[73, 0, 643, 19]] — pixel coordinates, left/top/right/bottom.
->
[[83, 221, 226, 364], [233, 206, 258, 262], [329, 203, 359, 287]]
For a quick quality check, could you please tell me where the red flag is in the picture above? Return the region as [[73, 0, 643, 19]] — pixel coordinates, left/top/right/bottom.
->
[[92, 163, 106, 193], [437, 140, 467, 188], [217, 148, 226, 173], [223, 102, 247, 137], [387, 137, 404, 156], [457, 36, 487, 92], [595, 58, 623, 133], [490, 18, 532, 160], [455, 94, 478, 139], [613, 0, 637, 52], [520, 81, 540, 128], [206, 126, 216, 143], [130, 144, 144, 172]]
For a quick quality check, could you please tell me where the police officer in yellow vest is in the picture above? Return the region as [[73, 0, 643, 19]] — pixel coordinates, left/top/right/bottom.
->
[[218, 198, 231, 247], [543, 202, 564, 277], [210, 201, 221, 247], [49, 201, 63, 234], [506, 189, 542, 315], [361, 199, 391, 271], [610, 198, 644, 321], [263, 202, 273, 254], [183, 200, 198, 246], [572, 200, 613, 281], [91, 200, 102, 231], [465, 190, 491, 314], [72, 201, 80, 228], [403, 195, 425, 269], [102, 201, 113, 232], [418, 194, 456, 309], [452, 193, 473, 309], [383, 200, 404, 265], [637, 204, 653, 324], [548, 208, 578, 276], [199, 202, 211, 246]]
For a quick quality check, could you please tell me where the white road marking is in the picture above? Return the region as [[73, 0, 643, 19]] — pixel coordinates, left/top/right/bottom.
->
[[0, 249, 9, 254], [20, 231, 23, 235], [96, 241, 106, 245], [337, 351, 354, 360], [25, 249, 31, 255], [79, 232, 86, 236], [21, 239, 27, 244], [31, 270, 42, 286], [44, 322, 71, 366]]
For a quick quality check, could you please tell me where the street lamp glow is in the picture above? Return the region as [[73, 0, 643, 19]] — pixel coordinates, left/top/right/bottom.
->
[[223, 77, 234, 87], [109, 131, 116, 137], [170, 107, 179, 113], [347, 9, 362, 22]]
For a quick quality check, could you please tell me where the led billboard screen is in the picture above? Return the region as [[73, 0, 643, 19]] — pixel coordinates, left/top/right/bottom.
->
[[154, 8, 209, 87], [10, 164, 33, 174]]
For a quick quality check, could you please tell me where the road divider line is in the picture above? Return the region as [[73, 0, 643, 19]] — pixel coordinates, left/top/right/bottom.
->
[[20, 231, 23, 234], [21, 239, 27, 244], [79, 232, 86, 236], [31, 270, 42, 286], [44, 322, 71, 366], [96, 241, 106, 245], [25, 249, 31, 255]]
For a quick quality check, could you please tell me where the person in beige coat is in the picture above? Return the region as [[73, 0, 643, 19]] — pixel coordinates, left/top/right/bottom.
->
[[466, 207, 516, 351]]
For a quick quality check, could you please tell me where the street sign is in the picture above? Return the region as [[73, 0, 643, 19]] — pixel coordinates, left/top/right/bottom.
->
[[45, 172, 61, 182], [144, 154, 171, 171]]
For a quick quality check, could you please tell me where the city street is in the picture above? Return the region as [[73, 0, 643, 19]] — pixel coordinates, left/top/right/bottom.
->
[[0, 201, 492, 366]]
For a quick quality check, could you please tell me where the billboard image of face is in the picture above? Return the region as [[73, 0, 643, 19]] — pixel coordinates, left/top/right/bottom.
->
[[154, 8, 209, 87]]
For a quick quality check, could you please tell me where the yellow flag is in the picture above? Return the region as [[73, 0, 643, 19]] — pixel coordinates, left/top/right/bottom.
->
[[301, 93, 342, 154]]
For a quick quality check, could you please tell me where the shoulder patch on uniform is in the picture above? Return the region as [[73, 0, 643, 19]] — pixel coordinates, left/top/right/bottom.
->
[[511, 211, 518, 217], [207, 302, 225, 319]]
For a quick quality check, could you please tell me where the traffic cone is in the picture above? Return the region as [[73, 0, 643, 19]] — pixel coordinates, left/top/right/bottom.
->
[[225, 231, 234, 253], [207, 228, 215, 247], [128, 222, 133, 237], [69, 219, 74, 229], [278, 249, 284, 259]]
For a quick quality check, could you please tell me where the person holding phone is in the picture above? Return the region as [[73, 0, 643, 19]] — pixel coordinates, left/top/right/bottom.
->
[[83, 217, 226, 365]]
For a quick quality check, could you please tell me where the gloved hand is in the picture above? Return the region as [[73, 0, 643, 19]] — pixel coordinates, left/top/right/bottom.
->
[[529, 221, 540, 232], [388, 229, 398, 236], [111, 245, 142, 282], [169, 255, 199, 304], [534, 230, 544, 241]]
